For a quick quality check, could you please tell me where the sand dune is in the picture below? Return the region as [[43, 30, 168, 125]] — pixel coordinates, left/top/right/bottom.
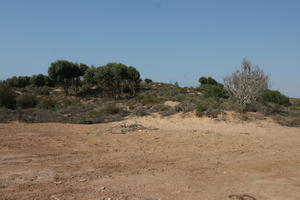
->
[[1, 113, 300, 200]]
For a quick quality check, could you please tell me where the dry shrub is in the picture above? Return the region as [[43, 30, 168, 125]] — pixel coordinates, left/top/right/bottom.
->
[[224, 59, 269, 105], [175, 102, 195, 112], [272, 114, 300, 127], [151, 104, 176, 116]]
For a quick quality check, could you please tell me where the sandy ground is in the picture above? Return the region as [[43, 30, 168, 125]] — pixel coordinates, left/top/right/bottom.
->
[[1, 113, 300, 200]]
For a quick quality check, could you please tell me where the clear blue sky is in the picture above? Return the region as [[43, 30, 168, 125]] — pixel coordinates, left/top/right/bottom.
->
[[0, 0, 299, 97]]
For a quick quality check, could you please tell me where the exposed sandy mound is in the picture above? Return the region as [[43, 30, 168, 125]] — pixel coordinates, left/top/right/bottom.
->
[[164, 101, 180, 107], [1, 114, 300, 200]]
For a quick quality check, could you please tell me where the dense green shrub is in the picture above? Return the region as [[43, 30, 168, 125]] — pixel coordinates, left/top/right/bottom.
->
[[260, 90, 291, 106], [31, 74, 46, 87], [207, 77, 218, 85], [0, 83, 16, 109], [202, 85, 229, 99], [144, 78, 153, 84], [44, 76, 55, 87], [36, 86, 50, 95], [6, 76, 31, 88], [199, 76, 218, 86], [199, 77, 208, 85], [16, 94, 38, 109]]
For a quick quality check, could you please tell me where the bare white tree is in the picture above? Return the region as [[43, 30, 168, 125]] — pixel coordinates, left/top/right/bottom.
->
[[224, 59, 269, 105]]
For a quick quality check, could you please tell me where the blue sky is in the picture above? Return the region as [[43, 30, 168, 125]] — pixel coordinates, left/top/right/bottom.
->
[[0, 0, 299, 97]]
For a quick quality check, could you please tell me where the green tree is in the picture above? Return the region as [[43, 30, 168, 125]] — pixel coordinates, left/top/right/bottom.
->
[[48, 60, 79, 95], [126, 66, 141, 96], [83, 66, 97, 85], [91, 63, 141, 98]]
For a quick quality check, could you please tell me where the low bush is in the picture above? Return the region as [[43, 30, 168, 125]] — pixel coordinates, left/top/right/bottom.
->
[[292, 102, 300, 111], [134, 107, 150, 116], [140, 95, 162, 105], [16, 94, 38, 109], [103, 104, 121, 115], [195, 103, 206, 116], [36, 86, 50, 95], [205, 108, 222, 118], [37, 98, 57, 110], [144, 78, 153, 84], [260, 90, 291, 106], [151, 104, 176, 116], [0, 83, 16, 109]]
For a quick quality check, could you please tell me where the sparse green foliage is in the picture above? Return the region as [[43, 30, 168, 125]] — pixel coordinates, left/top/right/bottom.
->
[[195, 103, 206, 116], [36, 86, 50, 95], [260, 90, 291, 106], [37, 97, 57, 110], [0, 83, 16, 109], [292, 102, 300, 111], [140, 95, 162, 105], [175, 96, 187, 102]]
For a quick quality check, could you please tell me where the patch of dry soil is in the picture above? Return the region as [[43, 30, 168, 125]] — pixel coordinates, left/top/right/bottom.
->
[[1, 113, 300, 200]]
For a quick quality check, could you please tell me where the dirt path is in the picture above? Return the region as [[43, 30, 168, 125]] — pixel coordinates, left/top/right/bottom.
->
[[1, 113, 300, 200]]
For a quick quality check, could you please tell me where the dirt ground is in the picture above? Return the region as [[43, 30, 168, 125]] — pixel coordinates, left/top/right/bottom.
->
[[1, 112, 300, 200]]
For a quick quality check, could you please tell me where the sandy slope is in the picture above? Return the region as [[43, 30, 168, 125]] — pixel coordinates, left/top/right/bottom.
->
[[0, 113, 300, 200]]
